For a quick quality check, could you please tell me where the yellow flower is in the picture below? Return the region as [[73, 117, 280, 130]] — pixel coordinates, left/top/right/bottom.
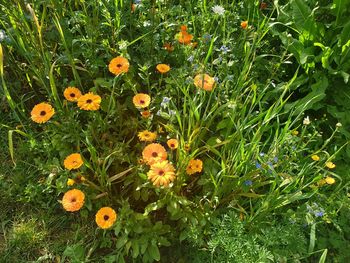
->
[[141, 110, 151, 118], [30, 102, 55, 123], [325, 161, 336, 169], [138, 130, 157, 142], [142, 143, 168, 165], [64, 153, 84, 170], [63, 87, 82, 102], [194, 74, 215, 91], [67, 178, 75, 186], [133, 93, 151, 108], [186, 159, 203, 175], [156, 64, 170, 74], [167, 139, 178, 150], [291, 130, 299, 136], [147, 161, 176, 187], [61, 189, 85, 212], [95, 207, 117, 229], [77, 92, 101, 111], [311, 155, 320, 161], [325, 176, 336, 185], [108, 57, 130, 76]]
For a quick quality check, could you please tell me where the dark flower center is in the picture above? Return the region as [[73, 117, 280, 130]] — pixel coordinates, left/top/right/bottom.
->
[[40, 110, 46, 116], [86, 99, 93, 104], [170, 144, 175, 148], [70, 93, 76, 97], [158, 170, 164, 176], [140, 100, 145, 104], [104, 215, 109, 221], [116, 64, 122, 68], [152, 152, 158, 157], [71, 198, 76, 202]]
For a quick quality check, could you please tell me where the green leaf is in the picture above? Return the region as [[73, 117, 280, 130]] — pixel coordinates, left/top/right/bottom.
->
[[147, 243, 160, 261], [132, 241, 139, 258], [318, 249, 328, 263], [116, 235, 128, 249], [63, 244, 85, 263]]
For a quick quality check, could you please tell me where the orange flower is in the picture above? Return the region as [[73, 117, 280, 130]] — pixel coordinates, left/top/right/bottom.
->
[[30, 103, 55, 123], [180, 25, 187, 32], [138, 130, 157, 142], [77, 92, 101, 111], [95, 207, 117, 229], [186, 159, 203, 175], [141, 110, 151, 118], [133, 93, 151, 108], [142, 143, 167, 165], [156, 64, 170, 74], [194, 74, 215, 91], [163, 42, 174, 52], [241, 21, 248, 29], [131, 3, 136, 12], [147, 161, 176, 187], [167, 139, 178, 150], [177, 31, 193, 45], [61, 189, 85, 212], [64, 153, 84, 170], [108, 56, 130, 76], [64, 87, 82, 102]]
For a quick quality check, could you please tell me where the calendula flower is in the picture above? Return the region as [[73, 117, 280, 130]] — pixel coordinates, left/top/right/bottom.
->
[[311, 155, 320, 161], [64, 87, 82, 102], [30, 102, 55, 123], [67, 178, 75, 186], [156, 64, 170, 74], [147, 160, 176, 187], [77, 92, 101, 111], [167, 139, 178, 150], [180, 25, 187, 32], [61, 189, 85, 212], [138, 130, 157, 142], [64, 153, 84, 170], [186, 159, 203, 175], [325, 161, 336, 169], [141, 110, 151, 118], [142, 143, 168, 165], [325, 176, 336, 185], [241, 21, 248, 29], [133, 93, 151, 108], [194, 74, 215, 91], [177, 31, 193, 45], [108, 56, 130, 75], [95, 207, 117, 229]]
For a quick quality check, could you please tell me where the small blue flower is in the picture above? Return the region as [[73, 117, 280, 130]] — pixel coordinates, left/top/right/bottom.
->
[[220, 45, 229, 54], [259, 152, 265, 157], [162, 97, 171, 104], [169, 110, 176, 116], [134, 0, 141, 4], [244, 180, 253, 186], [267, 161, 273, 169], [315, 211, 324, 217], [273, 156, 278, 163], [214, 76, 219, 83], [255, 162, 262, 169]]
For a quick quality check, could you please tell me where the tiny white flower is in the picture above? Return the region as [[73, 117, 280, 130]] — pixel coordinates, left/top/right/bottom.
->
[[303, 116, 311, 125], [336, 122, 342, 127], [212, 5, 225, 16]]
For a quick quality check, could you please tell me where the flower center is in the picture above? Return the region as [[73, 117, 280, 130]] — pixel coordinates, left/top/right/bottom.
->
[[116, 63, 122, 68], [158, 170, 164, 176], [170, 144, 175, 148], [40, 111, 46, 116], [104, 215, 109, 221], [71, 198, 76, 202], [152, 152, 158, 157], [86, 99, 93, 104], [140, 100, 145, 104], [70, 93, 76, 97]]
